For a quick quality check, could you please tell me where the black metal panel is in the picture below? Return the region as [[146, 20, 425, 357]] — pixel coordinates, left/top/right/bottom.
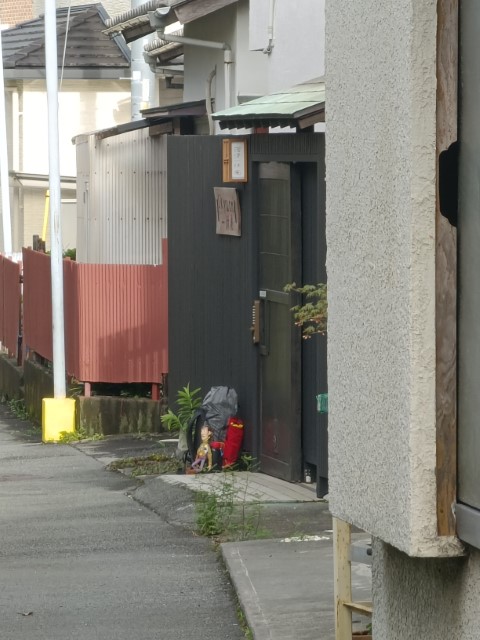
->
[[250, 132, 325, 160], [300, 160, 328, 494], [167, 136, 258, 453], [167, 132, 327, 482]]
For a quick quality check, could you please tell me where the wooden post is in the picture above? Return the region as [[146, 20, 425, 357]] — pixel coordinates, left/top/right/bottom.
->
[[84, 382, 91, 398], [436, 0, 458, 537], [151, 383, 159, 401], [333, 517, 352, 640]]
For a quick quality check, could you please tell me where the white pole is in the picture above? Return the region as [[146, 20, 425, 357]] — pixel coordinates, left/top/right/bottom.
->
[[45, 0, 66, 398], [0, 27, 13, 255]]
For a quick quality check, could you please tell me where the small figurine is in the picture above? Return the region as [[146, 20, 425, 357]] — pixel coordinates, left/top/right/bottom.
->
[[190, 425, 213, 473]]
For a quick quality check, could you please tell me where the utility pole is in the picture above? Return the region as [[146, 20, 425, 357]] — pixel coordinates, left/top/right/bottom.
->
[[42, 0, 75, 441], [0, 26, 13, 255]]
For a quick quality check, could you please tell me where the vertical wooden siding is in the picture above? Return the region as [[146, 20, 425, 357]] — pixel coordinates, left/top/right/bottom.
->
[[0, 257, 22, 358], [22, 245, 168, 382]]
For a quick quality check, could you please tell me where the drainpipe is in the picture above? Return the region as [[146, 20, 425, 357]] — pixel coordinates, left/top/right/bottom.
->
[[131, 0, 156, 119], [262, 0, 275, 55], [150, 10, 233, 109], [206, 68, 216, 135]]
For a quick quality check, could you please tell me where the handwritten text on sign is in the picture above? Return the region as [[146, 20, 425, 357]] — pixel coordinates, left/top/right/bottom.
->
[[214, 187, 241, 236]]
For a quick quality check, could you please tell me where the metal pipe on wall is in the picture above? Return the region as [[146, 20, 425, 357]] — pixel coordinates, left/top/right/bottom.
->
[[151, 12, 233, 110], [131, 0, 156, 119]]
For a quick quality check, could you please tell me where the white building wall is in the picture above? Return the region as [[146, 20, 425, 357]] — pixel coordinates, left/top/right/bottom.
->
[[20, 79, 130, 177], [6, 79, 130, 250], [249, 0, 325, 93], [183, 3, 236, 109], [234, 1, 267, 101]]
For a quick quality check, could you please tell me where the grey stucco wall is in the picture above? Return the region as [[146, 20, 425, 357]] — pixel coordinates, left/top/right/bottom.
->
[[373, 540, 480, 640], [325, 0, 460, 556]]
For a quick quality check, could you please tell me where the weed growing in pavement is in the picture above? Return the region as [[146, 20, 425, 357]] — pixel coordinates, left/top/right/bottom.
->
[[195, 457, 267, 542], [58, 427, 104, 443], [108, 453, 179, 476], [6, 398, 30, 421], [196, 471, 236, 537], [235, 603, 253, 640]]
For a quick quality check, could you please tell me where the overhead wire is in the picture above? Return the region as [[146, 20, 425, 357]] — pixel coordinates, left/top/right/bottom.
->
[[59, 0, 72, 89]]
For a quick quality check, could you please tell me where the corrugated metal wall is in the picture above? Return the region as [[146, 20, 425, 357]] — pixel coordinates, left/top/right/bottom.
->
[[22, 246, 168, 383], [76, 127, 167, 265], [0, 257, 21, 359], [22, 249, 52, 362]]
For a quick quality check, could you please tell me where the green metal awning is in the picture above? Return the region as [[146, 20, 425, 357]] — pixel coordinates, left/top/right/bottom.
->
[[213, 79, 325, 130]]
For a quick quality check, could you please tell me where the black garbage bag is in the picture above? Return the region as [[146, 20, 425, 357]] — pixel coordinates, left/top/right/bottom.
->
[[186, 386, 238, 469]]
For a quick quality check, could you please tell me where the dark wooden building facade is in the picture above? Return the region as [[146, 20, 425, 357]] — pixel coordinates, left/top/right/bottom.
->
[[167, 133, 328, 494]]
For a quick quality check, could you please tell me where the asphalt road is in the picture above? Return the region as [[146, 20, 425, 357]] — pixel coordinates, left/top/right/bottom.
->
[[0, 407, 244, 640]]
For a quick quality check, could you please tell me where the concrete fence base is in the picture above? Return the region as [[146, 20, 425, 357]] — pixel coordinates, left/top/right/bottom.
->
[[2, 355, 166, 435], [0, 354, 24, 402]]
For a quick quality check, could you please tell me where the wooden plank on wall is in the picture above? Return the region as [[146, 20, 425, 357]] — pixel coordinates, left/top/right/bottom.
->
[[436, 0, 458, 536]]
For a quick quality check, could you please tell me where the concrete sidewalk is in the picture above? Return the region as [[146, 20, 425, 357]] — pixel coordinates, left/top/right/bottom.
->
[[152, 472, 372, 640], [221, 534, 372, 640], [76, 436, 372, 640]]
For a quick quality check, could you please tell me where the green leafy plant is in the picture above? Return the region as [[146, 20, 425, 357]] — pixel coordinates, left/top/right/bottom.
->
[[160, 383, 202, 433], [195, 459, 267, 542], [196, 472, 236, 537], [7, 398, 30, 421], [63, 248, 76, 260], [284, 282, 327, 339]]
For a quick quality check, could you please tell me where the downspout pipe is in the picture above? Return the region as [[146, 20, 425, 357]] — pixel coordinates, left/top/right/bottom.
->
[[263, 0, 275, 55], [149, 11, 233, 109], [206, 68, 216, 135]]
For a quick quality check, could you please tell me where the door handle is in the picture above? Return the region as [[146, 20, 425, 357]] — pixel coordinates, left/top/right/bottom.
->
[[259, 298, 269, 356]]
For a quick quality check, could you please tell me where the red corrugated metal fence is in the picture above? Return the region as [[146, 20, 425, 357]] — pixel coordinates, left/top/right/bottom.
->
[[22, 243, 168, 383], [0, 256, 21, 359]]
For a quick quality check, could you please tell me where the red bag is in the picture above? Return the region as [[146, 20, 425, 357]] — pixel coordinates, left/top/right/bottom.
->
[[223, 417, 244, 468]]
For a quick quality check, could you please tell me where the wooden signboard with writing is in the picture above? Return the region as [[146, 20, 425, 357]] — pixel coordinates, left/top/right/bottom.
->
[[214, 187, 241, 236]]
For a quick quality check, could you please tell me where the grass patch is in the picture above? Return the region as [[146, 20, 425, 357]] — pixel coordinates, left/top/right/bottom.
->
[[236, 604, 253, 640], [108, 453, 179, 477], [58, 427, 104, 443]]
